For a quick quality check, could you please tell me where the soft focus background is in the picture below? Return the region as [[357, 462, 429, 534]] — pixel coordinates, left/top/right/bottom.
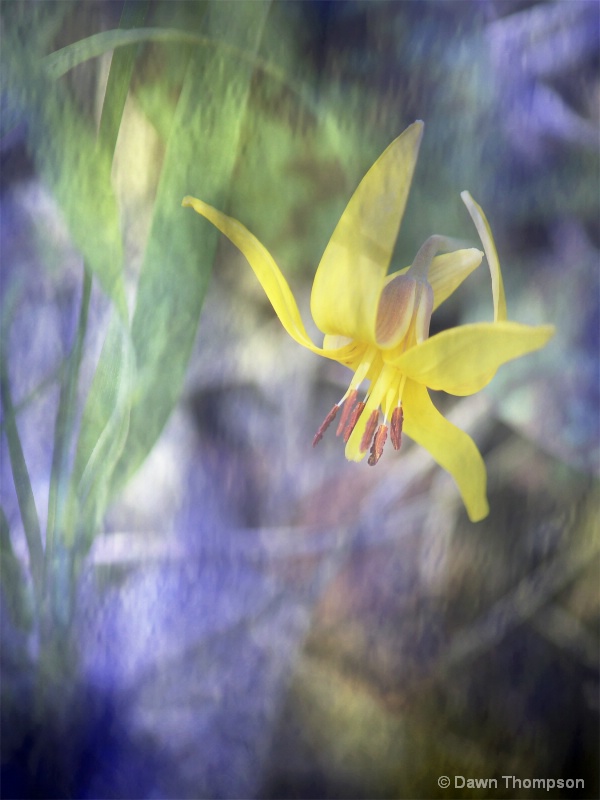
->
[[1, 1, 598, 798]]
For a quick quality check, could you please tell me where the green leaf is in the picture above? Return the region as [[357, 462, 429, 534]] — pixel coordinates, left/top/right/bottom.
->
[[110, 0, 272, 489], [3, 32, 127, 319], [67, 315, 134, 549], [41, 27, 276, 83], [97, 1, 149, 160], [47, 1, 146, 569]]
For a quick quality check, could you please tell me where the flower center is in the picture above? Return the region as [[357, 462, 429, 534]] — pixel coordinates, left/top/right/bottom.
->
[[312, 235, 456, 464], [312, 349, 406, 465]]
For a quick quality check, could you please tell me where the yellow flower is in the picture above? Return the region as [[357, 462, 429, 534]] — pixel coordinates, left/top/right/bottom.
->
[[183, 121, 554, 522]]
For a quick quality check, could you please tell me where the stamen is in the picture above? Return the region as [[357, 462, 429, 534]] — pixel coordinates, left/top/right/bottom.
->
[[368, 424, 388, 466], [390, 406, 404, 450], [336, 389, 358, 437], [312, 404, 339, 447], [343, 401, 366, 443], [360, 410, 379, 453]]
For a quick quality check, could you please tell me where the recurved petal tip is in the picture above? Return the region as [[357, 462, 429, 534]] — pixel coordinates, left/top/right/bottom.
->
[[461, 191, 507, 323]]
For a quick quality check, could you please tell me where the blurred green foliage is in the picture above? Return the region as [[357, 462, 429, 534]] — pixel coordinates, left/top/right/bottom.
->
[[1, 0, 279, 636]]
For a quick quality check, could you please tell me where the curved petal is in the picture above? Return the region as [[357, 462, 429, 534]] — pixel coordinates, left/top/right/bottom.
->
[[182, 197, 364, 366], [429, 248, 483, 310], [323, 333, 352, 349], [384, 247, 483, 312], [402, 380, 489, 522], [183, 195, 351, 362], [310, 121, 424, 343], [386, 322, 555, 395], [461, 192, 507, 322]]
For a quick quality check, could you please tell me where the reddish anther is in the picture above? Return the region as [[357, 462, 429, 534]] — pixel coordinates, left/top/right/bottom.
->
[[390, 406, 404, 450], [313, 404, 339, 447], [360, 410, 379, 452], [368, 424, 388, 466], [342, 401, 366, 443], [336, 389, 358, 437]]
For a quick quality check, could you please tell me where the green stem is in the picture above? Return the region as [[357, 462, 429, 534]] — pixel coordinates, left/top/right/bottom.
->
[[0, 354, 44, 610], [45, 268, 92, 603], [0, 361, 66, 437]]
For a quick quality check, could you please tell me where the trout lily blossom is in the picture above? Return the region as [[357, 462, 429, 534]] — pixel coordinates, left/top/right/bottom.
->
[[183, 121, 554, 522]]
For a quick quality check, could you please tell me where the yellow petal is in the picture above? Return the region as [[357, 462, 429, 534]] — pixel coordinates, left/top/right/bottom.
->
[[310, 121, 424, 343], [323, 334, 352, 349], [384, 247, 483, 312], [183, 195, 351, 361], [461, 191, 507, 322], [414, 281, 434, 344], [320, 334, 367, 369], [386, 322, 555, 395], [428, 248, 483, 310], [402, 380, 489, 522]]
